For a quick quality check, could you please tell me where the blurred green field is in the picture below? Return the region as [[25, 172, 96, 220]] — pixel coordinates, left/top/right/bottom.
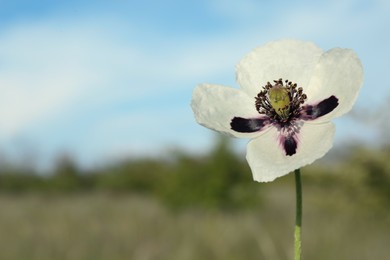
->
[[0, 138, 389, 260], [0, 185, 388, 260]]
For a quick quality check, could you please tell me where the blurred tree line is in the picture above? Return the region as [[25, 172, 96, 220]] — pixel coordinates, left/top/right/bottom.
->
[[0, 136, 257, 209], [0, 136, 389, 210]]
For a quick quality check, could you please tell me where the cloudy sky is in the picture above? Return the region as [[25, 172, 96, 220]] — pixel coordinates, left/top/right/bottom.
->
[[0, 0, 388, 169]]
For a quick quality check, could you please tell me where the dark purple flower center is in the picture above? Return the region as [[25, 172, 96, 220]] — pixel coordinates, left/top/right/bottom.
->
[[255, 79, 307, 127], [230, 78, 339, 156]]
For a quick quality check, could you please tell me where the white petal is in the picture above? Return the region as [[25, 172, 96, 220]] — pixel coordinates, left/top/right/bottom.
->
[[236, 40, 323, 98], [305, 48, 364, 122], [246, 122, 335, 182], [191, 84, 263, 138]]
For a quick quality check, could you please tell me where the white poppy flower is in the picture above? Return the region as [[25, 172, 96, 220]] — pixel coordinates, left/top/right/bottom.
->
[[191, 40, 363, 182]]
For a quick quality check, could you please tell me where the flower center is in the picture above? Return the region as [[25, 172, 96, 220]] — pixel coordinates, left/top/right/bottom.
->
[[255, 78, 307, 124]]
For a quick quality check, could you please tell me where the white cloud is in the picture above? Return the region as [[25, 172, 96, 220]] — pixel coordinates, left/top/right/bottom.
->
[[0, 13, 255, 170], [0, 14, 259, 139], [0, 21, 115, 135]]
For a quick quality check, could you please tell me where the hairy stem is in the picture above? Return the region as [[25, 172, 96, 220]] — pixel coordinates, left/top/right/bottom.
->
[[294, 168, 302, 260]]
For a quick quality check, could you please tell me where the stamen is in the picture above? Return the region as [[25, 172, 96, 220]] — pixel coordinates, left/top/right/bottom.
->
[[255, 78, 308, 124]]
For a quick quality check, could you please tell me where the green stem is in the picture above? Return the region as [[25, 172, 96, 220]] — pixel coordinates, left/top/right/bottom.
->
[[294, 168, 302, 260]]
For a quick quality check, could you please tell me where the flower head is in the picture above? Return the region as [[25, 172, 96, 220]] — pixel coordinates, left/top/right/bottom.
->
[[191, 40, 363, 182]]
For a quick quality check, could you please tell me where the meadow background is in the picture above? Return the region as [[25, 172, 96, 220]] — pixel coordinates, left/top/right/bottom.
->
[[0, 0, 389, 259], [0, 137, 389, 260]]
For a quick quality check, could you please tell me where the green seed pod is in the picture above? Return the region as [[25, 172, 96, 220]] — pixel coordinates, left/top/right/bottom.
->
[[268, 84, 290, 119]]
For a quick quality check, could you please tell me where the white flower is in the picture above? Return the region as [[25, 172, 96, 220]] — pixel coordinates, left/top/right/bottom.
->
[[191, 40, 363, 182]]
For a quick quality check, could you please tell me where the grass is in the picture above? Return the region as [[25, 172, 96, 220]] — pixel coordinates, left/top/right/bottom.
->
[[0, 174, 389, 260]]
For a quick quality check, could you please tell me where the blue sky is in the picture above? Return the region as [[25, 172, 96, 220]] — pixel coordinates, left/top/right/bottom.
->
[[0, 0, 388, 169]]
